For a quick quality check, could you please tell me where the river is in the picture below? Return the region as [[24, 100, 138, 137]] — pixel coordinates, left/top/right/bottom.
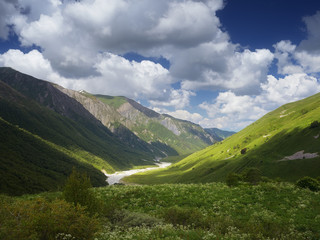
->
[[105, 162, 171, 185]]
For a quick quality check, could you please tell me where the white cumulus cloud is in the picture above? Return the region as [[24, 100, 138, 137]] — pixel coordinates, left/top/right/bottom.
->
[[0, 49, 54, 80], [149, 89, 195, 109], [178, 46, 274, 95]]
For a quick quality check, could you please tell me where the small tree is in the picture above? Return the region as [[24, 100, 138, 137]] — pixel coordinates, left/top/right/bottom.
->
[[0, 197, 100, 240], [226, 173, 242, 187], [240, 148, 247, 154], [296, 176, 319, 192], [63, 168, 101, 215], [310, 120, 320, 128], [242, 167, 261, 185]]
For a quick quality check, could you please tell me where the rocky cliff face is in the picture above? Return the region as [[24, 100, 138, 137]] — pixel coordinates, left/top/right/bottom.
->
[[57, 87, 120, 127]]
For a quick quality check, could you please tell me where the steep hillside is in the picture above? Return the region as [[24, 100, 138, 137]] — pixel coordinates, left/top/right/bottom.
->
[[59, 88, 218, 155], [0, 116, 106, 196], [126, 92, 320, 184], [0, 68, 156, 195]]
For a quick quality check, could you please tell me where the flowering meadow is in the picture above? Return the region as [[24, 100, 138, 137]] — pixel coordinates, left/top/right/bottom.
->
[[1, 182, 319, 239], [93, 182, 320, 240]]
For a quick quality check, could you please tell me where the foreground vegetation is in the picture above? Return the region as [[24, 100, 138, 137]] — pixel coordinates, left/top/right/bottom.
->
[[1, 178, 320, 239]]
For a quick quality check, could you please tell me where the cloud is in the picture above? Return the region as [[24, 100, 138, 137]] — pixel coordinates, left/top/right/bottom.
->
[[272, 11, 320, 75], [273, 11, 320, 75], [149, 89, 195, 109], [0, 0, 18, 39], [177, 45, 274, 95], [91, 52, 172, 99], [299, 11, 320, 53], [261, 73, 320, 106], [273, 40, 303, 75], [147, 0, 221, 47], [199, 91, 267, 130], [274, 39, 320, 75], [0, 49, 54, 80], [294, 51, 320, 73], [10, 0, 224, 78]]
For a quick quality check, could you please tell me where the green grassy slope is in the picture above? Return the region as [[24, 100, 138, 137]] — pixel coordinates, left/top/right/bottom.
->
[[0, 117, 107, 196], [125, 93, 320, 184]]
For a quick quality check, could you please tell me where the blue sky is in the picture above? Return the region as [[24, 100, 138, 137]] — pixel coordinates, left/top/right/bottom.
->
[[1, 0, 320, 131]]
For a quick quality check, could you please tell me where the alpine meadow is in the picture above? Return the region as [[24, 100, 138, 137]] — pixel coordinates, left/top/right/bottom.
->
[[1, 0, 320, 239]]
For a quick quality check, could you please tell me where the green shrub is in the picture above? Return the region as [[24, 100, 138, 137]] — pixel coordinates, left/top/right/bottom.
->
[[296, 176, 319, 192], [310, 120, 320, 128], [240, 148, 247, 154], [226, 173, 242, 187], [112, 209, 161, 227], [62, 168, 102, 215], [242, 167, 261, 185], [0, 197, 100, 240], [162, 206, 204, 227], [260, 176, 273, 183]]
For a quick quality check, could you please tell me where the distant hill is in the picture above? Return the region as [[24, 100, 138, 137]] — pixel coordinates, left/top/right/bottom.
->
[[59, 88, 220, 156], [125, 92, 320, 184], [205, 128, 236, 141]]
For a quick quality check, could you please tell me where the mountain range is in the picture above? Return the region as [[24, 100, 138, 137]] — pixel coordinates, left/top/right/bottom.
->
[[0, 67, 232, 195]]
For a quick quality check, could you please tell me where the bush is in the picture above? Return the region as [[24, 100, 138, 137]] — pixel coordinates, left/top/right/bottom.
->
[[0, 197, 100, 240], [226, 173, 242, 187], [242, 168, 261, 185], [260, 176, 273, 183], [310, 120, 320, 128], [112, 209, 161, 227], [240, 148, 247, 154], [62, 168, 102, 215], [162, 206, 204, 227], [296, 176, 319, 192]]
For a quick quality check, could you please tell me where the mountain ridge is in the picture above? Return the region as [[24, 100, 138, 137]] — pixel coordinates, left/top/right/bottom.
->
[[204, 128, 236, 141], [59, 86, 220, 156]]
